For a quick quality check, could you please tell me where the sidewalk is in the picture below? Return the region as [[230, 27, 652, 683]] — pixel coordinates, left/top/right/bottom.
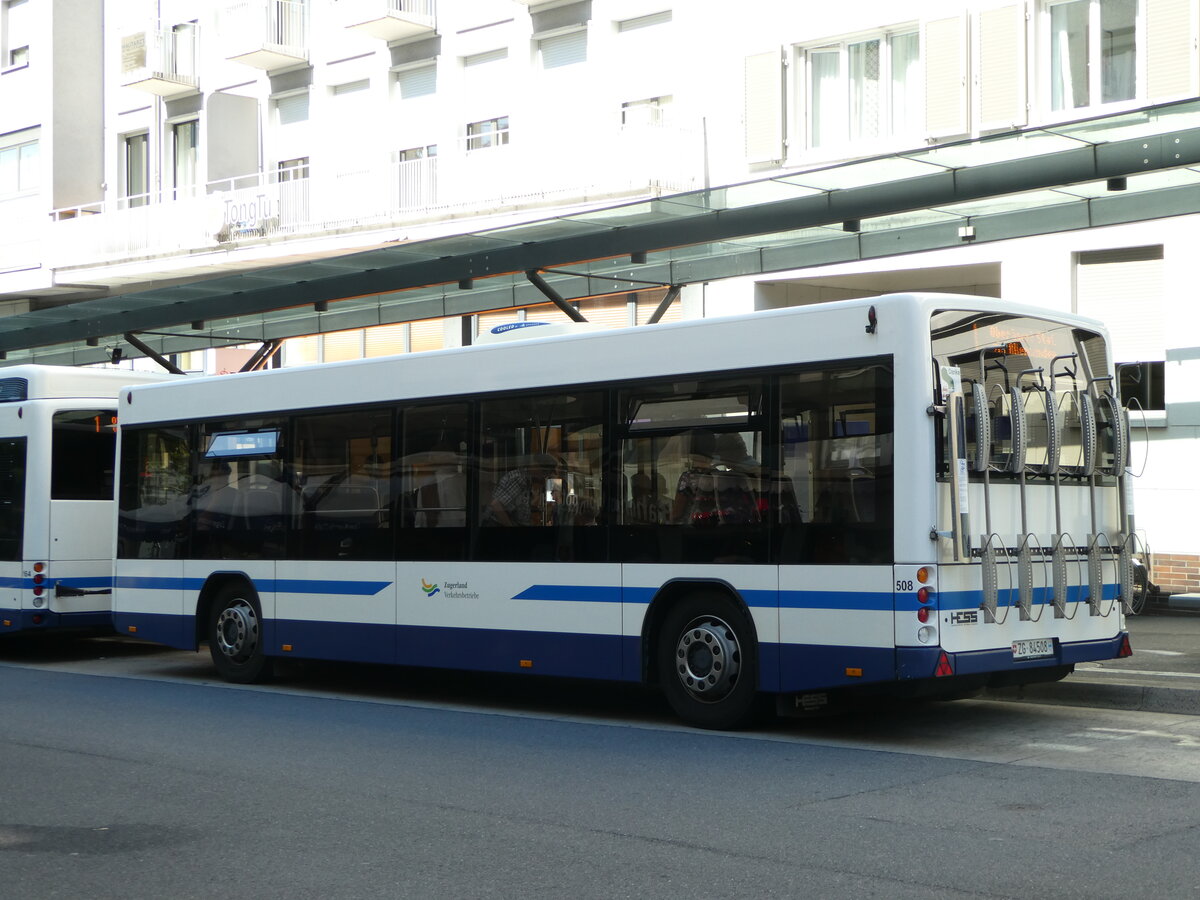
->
[[982, 605, 1200, 716]]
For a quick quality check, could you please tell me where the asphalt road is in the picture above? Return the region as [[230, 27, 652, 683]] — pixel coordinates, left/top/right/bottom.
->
[[2, 627, 1200, 898]]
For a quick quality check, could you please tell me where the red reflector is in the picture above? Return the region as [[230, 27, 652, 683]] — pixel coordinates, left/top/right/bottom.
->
[[917, 607, 930, 623], [32, 615, 43, 625], [935, 652, 954, 677], [1118, 635, 1133, 658]]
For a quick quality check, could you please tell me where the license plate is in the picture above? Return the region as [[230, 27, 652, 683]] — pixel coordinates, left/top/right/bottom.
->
[[1012, 638, 1055, 660]]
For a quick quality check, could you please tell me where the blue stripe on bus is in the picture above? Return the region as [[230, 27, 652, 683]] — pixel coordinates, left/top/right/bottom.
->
[[513, 585, 622, 603], [938, 583, 1119, 611], [780, 591, 894, 611], [115, 576, 390, 596]]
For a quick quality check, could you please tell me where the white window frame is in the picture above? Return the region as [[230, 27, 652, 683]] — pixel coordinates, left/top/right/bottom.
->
[[1038, 0, 1143, 120], [465, 116, 509, 152], [795, 27, 921, 158], [121, 131, 150, 208], [0, 131, 38, 196], [2, 0, 29, 71], [168, 118, 199, 199]]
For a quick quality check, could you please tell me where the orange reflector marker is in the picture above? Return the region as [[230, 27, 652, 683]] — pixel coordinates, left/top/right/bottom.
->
[[2, 619, 11, 627], [282, 644, 293, 652], [519, 659, 533, 669], [845, 667, 863, 677], [934, 652, 954, 677], [1118, 635, 1133, 658], [127, 625, 137, 633]]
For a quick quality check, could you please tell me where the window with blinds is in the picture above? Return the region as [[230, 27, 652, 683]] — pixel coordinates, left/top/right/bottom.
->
[[538, 29, 587, 69], [274, 91, 309, 126], [1076, 246, 1165, 409], [396, 63, 436, 100]]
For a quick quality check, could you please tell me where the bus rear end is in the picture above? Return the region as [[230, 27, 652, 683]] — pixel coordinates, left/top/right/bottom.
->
[[910, 307, 1132, 695]]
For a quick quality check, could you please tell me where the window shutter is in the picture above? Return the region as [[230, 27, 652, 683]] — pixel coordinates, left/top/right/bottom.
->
[[396, 64, 436, 99], [923, 15, 968, 138], [1146, 0, 1196, 101], [976, 4, 1026, 131], [744, 49, 785, 164], [364, 324, 409, 358], [410, 319, 445, 353], [275, 91, 309, 125], [1076, 248, 1165, 363], [539, 30, 587, 69]]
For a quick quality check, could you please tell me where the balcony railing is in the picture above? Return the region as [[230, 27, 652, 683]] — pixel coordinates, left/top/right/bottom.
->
[[44, 122, 703, 270], [119, 25, 200, 97], [222, 0, 307, 70], [340, 0, 436, 42]]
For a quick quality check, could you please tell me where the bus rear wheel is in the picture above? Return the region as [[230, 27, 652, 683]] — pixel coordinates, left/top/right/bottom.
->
[[208, 585, 273, 684], [657, 592, 761, 730]]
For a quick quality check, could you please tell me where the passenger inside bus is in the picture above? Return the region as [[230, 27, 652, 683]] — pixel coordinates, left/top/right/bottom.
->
[[483, 454, 559, 526]]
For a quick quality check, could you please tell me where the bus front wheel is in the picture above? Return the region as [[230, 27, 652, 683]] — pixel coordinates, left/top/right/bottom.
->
[[208, 585, 274, 684], [657, 592, 761, 730]]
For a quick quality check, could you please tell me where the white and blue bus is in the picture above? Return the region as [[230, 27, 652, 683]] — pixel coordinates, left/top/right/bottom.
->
[[111, 294, 1134, 727], [0, 366, 174, 635]]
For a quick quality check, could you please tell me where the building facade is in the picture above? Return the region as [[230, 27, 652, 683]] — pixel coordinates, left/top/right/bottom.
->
[[1, 0, 1199, 590]]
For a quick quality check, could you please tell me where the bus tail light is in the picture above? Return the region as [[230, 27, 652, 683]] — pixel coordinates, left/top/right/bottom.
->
[[1118, 635, 1133, 658], [917, 607, 930, 623]]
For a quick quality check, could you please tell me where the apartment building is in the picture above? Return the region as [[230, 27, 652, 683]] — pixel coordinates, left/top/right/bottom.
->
[[2, 0, 1199, 589]]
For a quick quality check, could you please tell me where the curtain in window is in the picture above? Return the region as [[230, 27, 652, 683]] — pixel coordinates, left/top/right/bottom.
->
[[849, 40, 881, 141], [1051, 1, 1090, 109], [890, 32, 920, 136], [809, 50, 843, 148], [1100, 0, 1136, 103]]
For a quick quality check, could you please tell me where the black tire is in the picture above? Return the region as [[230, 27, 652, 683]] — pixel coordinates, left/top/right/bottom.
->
[[1128, 561, 1150, 615], [657, 590, 763, 730], [208, 583, 274, 684]]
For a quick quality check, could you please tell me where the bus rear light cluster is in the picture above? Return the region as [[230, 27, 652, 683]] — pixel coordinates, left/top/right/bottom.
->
[[31, 562, 47, 607], [914, 567, 935, 632]]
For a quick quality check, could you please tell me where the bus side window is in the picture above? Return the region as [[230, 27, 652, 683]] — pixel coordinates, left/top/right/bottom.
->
[[292, 408, 393, 561], [778, 362, 894, 565], [476, 392, 605, 563], [400, 403, 470, 542], [118, 427, 190, 561]]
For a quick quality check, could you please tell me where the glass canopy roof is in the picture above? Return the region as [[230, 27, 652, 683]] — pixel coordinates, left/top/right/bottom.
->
[[6, 98, 1200, 366]]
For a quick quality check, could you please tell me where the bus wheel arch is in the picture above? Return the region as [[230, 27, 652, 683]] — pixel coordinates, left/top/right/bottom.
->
[[203, 575, 274, 684], [644, 582, 763, 730]]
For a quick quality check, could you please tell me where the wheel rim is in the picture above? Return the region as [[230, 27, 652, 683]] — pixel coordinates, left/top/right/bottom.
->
[[215, 599, 259, 662], [673, 615, 741, 703]]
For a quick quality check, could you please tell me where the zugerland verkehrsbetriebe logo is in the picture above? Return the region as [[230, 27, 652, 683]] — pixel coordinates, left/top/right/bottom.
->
[[420, 579, 479, 599]]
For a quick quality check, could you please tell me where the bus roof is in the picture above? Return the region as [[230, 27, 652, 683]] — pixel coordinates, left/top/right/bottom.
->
[[119, 293, 1109, 425], [0, 365, 178, 403]]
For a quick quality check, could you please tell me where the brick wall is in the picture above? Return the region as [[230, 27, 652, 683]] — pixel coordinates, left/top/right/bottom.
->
[[1151, 553, 1200, 595]]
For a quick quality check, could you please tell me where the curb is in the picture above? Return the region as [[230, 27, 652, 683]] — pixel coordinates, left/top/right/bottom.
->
[[982, 680, 1200, 716]]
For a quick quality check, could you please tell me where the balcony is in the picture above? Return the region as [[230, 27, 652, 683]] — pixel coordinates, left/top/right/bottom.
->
[[340, 0, 436, 43], [119, 26, 200, 97], [222, 0, 308, 70], [44, 120, 702, 271]]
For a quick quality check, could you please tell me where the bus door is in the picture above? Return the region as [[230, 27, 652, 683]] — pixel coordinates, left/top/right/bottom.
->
[[0, 435, 26, 630], [45, 410, 119, 621]]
